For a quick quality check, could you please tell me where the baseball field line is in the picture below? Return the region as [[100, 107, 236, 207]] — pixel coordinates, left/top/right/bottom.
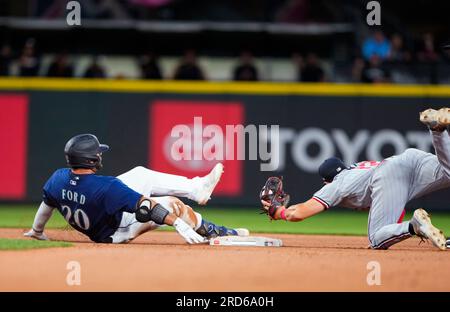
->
[[1, 78, 450, 97]]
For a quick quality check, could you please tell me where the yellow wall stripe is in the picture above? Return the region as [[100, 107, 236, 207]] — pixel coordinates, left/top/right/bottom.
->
[[0, 78, 450, 97]]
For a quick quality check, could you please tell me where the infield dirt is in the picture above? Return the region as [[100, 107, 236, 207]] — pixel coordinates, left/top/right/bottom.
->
[[0, 228, 449, 291]]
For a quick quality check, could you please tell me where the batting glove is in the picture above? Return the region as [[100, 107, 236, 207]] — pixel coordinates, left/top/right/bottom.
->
[[173, 218, 206, 244]]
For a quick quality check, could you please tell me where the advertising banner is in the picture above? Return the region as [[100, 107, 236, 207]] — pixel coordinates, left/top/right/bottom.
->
[[1, 80, 449, 210]]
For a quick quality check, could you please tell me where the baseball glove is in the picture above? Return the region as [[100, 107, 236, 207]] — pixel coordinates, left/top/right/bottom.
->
[[259, 176, 290, 219]]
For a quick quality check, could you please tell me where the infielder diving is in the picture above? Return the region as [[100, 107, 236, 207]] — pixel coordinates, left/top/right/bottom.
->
[[24, 134, 248, 244], [261, 108, 450, 250]]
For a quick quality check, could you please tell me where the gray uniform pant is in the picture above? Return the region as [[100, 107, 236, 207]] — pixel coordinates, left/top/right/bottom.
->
[[368, 130, 450, 249]]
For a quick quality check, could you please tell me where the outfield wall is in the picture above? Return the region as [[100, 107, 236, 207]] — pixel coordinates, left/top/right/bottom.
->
[[1, 78, 450, 210]]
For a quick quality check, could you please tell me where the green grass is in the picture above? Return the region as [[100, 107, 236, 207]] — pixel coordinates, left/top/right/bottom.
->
[[192, 208, 450, 236], [2, 205, 450, 236], [0, 205, 68, 228], [0, 238, 72, 250]]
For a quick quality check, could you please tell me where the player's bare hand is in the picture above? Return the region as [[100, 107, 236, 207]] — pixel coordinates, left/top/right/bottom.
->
[[260, 200, 271, 215], [260, 200, 285, 220], [173, 218, 207, 244], [23, 229, 49, 241], [261, 200, 271, 209]]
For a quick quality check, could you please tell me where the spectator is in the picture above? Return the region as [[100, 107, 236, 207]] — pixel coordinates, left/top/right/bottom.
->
[[362, 30, 391, 61], [83, 56, 107, 78], [300, 53, 325, 82], [140, 53, 162, 79], [173, 50, 205, 80], [292, 52, 304, 73], [114, 73, 127, 79], [444, 43, 450, 61], [233, 51, 259, 81], [361, 55, 391, 83], [46, 53, 74, 77], [18, 39, 40, 77], [0, 44, 12, 76], [417, 32, 439, 62], [389, 33, 412, 63], [351, 57, 365, 82]]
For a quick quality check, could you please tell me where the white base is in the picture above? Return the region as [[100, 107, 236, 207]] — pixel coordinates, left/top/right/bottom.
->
[[209, 236, 283, 247]]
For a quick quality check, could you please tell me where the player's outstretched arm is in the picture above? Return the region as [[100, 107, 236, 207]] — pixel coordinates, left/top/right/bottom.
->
[[24, 201, 55, 240], [259, 176, 326, 222], [261, 198, 325, 222], [135, 197, 206, 244], [282, 198, 325, 221]]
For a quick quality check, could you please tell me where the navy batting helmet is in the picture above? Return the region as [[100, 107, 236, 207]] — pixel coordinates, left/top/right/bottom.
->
[[64, 134, 109, 170], [318, 157, 349, 183]]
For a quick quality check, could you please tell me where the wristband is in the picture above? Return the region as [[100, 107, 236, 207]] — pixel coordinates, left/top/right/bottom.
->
[[280, 208, 287, 221]]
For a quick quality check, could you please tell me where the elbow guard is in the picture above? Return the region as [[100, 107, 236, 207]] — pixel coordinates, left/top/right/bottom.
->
[[135, 200, 169, 225]]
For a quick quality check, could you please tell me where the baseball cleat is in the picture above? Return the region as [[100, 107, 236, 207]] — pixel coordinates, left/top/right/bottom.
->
[[196, 219, 250, 239], [420, 109, 439, 128], [437, 107, 450, 125], [410, 208, 446, 250], [192, 163, 224, 205], [420, 108, 450, 131], [234, 228, 250, 237]]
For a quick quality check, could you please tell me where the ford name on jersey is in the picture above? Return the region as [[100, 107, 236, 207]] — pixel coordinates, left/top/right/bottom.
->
[[61, 189, 86, 205], [43, 168, 142, 243]]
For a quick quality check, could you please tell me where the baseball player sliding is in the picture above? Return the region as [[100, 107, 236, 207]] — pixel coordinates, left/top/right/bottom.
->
[[24, 134, 248, 244], [261, 108, 450, 250]]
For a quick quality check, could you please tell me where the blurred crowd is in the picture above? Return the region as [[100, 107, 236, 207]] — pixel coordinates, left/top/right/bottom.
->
[[0, 30, 448, 84], [351, 30, 443, 83], [0, 38, 326, 82], [0, 38, 106, 79]]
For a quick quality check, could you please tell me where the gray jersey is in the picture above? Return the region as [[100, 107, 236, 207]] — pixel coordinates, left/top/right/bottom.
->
[[313, 130, 450, 249], [313, 161, 380, 210], [313, 147, 450, 211]]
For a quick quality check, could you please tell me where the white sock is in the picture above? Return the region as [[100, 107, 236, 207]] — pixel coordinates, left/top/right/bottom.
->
[[193, 212, 203, 230]]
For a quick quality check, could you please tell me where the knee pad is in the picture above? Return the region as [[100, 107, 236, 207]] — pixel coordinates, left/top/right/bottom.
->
[[135, 202, 169, 225]]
